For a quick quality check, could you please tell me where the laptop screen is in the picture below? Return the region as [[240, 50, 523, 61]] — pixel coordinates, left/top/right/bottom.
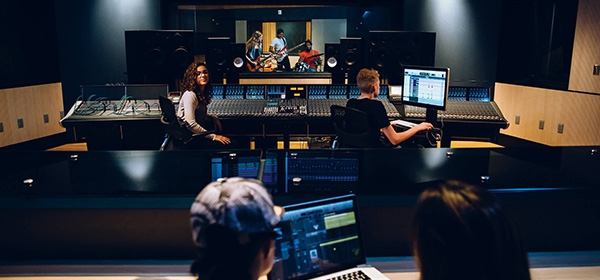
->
[[269, 194, 366, 280]]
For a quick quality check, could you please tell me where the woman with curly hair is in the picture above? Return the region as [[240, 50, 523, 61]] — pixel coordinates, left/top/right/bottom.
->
[[177, 61, 234, 148], [246, 30, 264, 71]]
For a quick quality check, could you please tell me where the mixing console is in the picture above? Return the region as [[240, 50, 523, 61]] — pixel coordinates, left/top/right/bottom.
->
[[65, 98, 161, 120], [246, 85, 265, 99], [66, 84, 503, 124], [329, 85, 348, 99], [405, 101, 506, 123], [213, 85, 225, 99], [207, 99, 266, 118], [206, 98, 401, 119], [307, 99, 347, 117], [225, 85, 245, 99], [60, 84, 509, 149], [448, 86, 491, 102], [381, 99, 401, 118], [348, 85, 361, 99], [308, 85, 328, 99], [262, 99, 308, 116]]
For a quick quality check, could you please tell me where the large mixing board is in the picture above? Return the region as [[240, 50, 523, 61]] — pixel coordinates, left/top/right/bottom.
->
[[405, 101, 507, 124], [207, 84, 506, 124], [61, 83, 509, 149], [205, 84, 509, 147], [207, 84, 400, 118]]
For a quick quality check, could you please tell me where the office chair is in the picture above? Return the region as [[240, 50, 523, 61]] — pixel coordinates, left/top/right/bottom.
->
[[330, 105, 381, 148], [158, 96, 220, 151]]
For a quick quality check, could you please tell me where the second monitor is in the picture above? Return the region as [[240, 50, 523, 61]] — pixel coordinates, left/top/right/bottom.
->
[[391, 65, 450, 124]]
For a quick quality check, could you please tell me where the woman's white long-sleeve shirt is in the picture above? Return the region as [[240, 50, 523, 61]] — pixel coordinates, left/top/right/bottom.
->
[[176, 91, 215, 139]]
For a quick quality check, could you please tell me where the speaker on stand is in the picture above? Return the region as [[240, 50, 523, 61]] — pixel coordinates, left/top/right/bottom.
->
[[206, 37, 231, 84], [167, 31, 194, 89], [227, 43, 246, 84], [340, 38, 364, 84], [325, 43, 343, 84]]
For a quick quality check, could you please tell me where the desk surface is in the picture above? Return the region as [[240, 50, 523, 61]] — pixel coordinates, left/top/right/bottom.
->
[[1, 253, 600, 279]]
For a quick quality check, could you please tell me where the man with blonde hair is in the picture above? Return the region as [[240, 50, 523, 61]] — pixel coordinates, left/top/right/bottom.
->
[[346, 68, 433, 147]]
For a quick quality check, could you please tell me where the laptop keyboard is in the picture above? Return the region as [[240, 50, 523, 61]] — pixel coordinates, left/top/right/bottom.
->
[[326, 270, 371, 280]]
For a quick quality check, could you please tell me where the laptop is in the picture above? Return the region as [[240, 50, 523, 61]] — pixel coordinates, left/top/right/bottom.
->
[[269, 194, 389, 280]]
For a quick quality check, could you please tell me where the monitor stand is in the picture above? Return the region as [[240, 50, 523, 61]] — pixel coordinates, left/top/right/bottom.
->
[[425, 108, 438, 126]]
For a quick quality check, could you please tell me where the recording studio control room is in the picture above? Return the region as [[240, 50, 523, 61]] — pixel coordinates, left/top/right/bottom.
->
[[1, 0, 599, 280]]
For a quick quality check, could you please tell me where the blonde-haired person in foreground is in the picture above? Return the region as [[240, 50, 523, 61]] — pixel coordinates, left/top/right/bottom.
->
[[346, 68, 433, 147]]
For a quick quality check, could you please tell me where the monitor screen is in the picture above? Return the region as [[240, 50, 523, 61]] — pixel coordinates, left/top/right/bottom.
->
[[284, 151, 360, 194], [388, 85, 402, 100], [210, 151, 262, 181], [269, 194, 365, 280], [400, 66, 449, 111]]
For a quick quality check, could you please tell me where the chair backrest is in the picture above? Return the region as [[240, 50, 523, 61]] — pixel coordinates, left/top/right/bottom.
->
[[330, 105, 380, 148], [158, 96, 193, 143], [158, 95, 178, 123]]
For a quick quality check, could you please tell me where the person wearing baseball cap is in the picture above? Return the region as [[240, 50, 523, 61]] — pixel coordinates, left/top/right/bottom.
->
[[190, 177, 284, 280]]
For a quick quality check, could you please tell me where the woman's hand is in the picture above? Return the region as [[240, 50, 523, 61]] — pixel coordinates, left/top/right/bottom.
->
[[214, 135, 231, 145]]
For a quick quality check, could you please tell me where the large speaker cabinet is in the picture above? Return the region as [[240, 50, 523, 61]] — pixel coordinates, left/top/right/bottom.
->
[[368, 31, 436, 84], [125, 30, 194, 87]]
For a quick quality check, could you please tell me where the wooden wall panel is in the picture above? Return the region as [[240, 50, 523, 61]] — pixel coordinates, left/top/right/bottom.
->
[[495, 83, 600, 146], [0, 83, 65, 147], [568, 0, 600, 94], [0, 92, 9, 144], [262, 22, 277, 53], [552, 92, 600, 146]]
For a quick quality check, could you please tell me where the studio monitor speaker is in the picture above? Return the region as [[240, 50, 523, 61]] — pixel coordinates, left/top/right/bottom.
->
[[227, 43, 246, 84], [325, 43, 343, 84], [339, 38, 364, 74], [125, 30, 193, 85], [325, 43, 340, 72], [339, 38, 364, 84], [206, 37, 231, 84], [368, 31, 436, 84]]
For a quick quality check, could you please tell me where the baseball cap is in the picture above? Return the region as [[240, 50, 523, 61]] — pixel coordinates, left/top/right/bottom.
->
[[190, 177, 282, 247]]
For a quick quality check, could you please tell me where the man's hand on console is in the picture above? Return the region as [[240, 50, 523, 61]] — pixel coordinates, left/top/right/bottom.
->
[[416, 122, 434, 131]]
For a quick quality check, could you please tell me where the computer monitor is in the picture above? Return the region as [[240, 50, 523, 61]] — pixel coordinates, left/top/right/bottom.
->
[[209, 151, 263, 182], [284, 150, 360, 194], [398, 65, 450, 124]]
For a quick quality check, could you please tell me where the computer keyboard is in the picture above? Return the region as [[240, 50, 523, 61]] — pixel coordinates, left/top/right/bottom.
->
[[326, 270, 371, 280], [391, 119, 417, 128]]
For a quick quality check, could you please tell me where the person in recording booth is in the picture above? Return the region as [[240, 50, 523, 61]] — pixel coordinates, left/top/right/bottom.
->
[[177, 62, 237, 149], [298, 40, 320, 72], [346, 68, 433, 147], [412, 180, 531, 280], [246, 30, 264, 72], [190, 177, 284, 280], [269, 29, 291, 72]]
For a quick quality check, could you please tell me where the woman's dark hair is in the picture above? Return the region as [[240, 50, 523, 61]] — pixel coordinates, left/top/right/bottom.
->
[[181, 61, 213, 105], [190, 225, 274, 280], [412, 180, 531, 280]]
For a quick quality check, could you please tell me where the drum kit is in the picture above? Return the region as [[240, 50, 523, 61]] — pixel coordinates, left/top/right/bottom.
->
[[293, 62, 310, 72], [293, 53, 324, 72]]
